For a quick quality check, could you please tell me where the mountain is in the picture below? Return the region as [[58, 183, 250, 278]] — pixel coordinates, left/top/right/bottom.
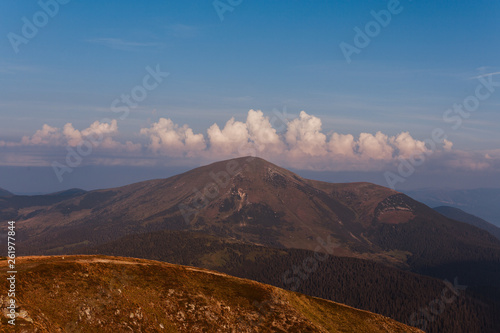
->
[[0, 255, 422, 333], [46, 188, 87, 197], [434, 206, 500, 241], [406, 188, 500, 228], [0, 187, 87, 224], [3, 158, 500, 288], [3, 157, 500, 331], [9, 156, 404, 258], [8, 157, 500, 262], [0, 187, 12, 197]]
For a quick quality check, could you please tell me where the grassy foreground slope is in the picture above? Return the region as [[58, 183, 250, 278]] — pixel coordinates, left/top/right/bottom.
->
[[78, 230, 497, 333], [0, 255, 421, 333]]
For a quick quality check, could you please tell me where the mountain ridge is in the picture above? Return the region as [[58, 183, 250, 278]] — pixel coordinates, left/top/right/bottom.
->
[[0, 255, 423, 333], [434, 206, 500, 241], [406, 188, 500, 227], [0, 187, 12, 197]]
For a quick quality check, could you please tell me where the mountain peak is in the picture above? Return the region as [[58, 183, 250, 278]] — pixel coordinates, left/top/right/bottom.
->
[[198, 156, 294, 178]]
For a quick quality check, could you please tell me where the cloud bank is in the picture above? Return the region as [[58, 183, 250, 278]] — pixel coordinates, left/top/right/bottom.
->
[[1, 110, 498, 173]]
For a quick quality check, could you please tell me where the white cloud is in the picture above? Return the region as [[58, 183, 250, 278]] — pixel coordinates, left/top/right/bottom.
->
[[81, 119, 118, 137], [391, 132, 428, 159], [14, 120, 138, 153], [63, 123, 83, 146], [141, 118, 205, 156], [246, 109, 285, 153], [443, 139, 453, 151], [207, 117, 250, 156], [357, 131, 393, 160], [6, 110, 498, 175], [285, 111, 328, 157], [328, 133, 356, 157], [21, 124, 62, 146]]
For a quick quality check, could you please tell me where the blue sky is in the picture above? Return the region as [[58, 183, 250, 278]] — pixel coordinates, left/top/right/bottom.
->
[[0, 0, 499, 193]]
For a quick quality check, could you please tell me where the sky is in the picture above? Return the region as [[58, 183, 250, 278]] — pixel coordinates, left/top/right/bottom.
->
[[0, 0, 499, 194]]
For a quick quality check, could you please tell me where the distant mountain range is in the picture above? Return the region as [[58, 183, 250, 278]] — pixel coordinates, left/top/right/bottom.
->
[[406, 188, 500, 228], [1, 157, 500, 332], [0, 255, 423, 332], [434, 206, 500, 241]]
